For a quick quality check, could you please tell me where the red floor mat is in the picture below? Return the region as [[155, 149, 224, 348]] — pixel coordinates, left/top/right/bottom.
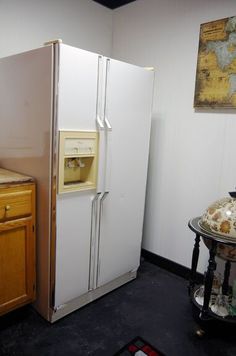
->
[[114, 336, 165, 355]]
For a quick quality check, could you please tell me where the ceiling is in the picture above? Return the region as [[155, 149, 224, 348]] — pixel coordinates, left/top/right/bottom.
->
[[93, 0, 136, 10]]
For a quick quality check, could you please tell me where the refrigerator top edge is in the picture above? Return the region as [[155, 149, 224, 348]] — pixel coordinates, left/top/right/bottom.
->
[[59, 43, 155, 74], [0, 43, 54, 62], [0, 41, 155, 75], [59, 43, 102, 58]]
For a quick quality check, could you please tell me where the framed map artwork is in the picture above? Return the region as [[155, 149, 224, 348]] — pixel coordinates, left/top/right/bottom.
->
[[194, 16, 236, 107]]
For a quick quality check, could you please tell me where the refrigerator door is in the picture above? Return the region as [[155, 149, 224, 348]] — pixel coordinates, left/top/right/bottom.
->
[[54, 45, 103, 307], [97, 59, 154, 287]]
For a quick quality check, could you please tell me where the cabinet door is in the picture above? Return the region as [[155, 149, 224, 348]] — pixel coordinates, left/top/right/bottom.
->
[[0, 218, 35, 315], [97, 59, 154, 287]]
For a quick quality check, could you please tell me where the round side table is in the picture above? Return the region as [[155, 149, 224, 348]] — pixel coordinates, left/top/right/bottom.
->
[[188, 217, 236, 325]]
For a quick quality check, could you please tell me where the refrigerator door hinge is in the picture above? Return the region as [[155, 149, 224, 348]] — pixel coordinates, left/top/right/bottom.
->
[[53, 303, 67, 312], [143, 67, 154, 71], [44, 39, 63, 46]]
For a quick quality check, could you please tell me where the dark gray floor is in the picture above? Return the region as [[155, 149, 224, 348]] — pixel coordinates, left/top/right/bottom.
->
[[0, 260, 236, 356]]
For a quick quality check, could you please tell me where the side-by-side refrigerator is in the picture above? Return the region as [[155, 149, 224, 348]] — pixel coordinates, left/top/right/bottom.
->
[[0, 41, 154, 322]]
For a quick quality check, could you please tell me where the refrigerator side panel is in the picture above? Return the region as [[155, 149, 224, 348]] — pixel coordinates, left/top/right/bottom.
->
[[54, 45, 100, 307], [97, 60, 154, 287], [0, 46, 54, 320]]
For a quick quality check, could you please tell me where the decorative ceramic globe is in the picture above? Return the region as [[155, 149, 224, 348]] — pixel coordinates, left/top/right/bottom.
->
[[199, 193, 236, 261]]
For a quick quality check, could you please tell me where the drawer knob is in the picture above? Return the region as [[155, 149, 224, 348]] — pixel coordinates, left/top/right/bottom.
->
[[5, 205, 11, 211]]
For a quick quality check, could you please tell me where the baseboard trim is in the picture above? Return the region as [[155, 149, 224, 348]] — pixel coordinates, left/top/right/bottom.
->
[[141, 249, 203, 283]]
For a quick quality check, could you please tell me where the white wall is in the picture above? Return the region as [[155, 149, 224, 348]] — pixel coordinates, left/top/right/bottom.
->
[[112, 0, 236, 272], [0, 0, 112, 58]]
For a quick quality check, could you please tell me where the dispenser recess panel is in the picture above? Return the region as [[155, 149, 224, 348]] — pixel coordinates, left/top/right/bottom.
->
[[58, 131, 98, 193], [64, 138, 96, 156]]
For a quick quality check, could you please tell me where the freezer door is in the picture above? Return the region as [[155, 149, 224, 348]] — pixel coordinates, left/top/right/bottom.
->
[[54, 45, 102, 307], [97, 59, 154, 287]]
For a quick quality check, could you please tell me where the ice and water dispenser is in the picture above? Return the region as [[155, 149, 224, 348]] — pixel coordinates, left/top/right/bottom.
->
[[58, 131, 98, 193]]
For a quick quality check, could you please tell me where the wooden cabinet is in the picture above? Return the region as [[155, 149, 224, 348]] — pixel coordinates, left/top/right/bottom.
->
[[0, 169, 36, 316]]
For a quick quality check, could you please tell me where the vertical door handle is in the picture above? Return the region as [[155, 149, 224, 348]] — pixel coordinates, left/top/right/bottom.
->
[[103, 58, 112, 193], [96, 55, 105, 130], [95, 191, 109, 287], [96, 55, 107, 192], [101, 191, 109, 201], [104, 117, 112, 131], [96, 115, 104, 130], [89, 192, 101, 290], [103, 58, 110, 124]]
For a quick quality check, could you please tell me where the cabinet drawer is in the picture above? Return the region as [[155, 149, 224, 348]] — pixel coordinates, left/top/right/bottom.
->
[[0, 190, 32, 221]]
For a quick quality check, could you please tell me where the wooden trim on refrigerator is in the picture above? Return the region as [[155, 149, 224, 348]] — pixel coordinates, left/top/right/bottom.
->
[[49, 42, 60, 314]]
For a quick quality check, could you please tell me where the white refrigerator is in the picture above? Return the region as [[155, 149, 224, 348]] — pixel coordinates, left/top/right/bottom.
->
[[0, 41, 154, 322]]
